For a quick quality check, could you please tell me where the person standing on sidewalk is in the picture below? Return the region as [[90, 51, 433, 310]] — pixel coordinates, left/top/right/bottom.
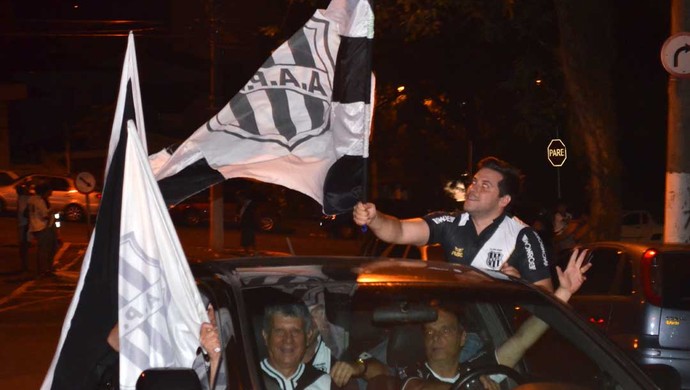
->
[[28, 182, 59, 277], [237, 190, 258, 256], [16, 183, 31, 272]]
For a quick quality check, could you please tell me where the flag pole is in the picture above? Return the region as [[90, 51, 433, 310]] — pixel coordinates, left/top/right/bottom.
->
[[361, 0, 375, 231]]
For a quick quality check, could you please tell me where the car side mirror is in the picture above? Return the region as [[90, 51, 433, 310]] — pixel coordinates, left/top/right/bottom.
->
[[639, 364, 680, 390], [136, 368, 202, 390]]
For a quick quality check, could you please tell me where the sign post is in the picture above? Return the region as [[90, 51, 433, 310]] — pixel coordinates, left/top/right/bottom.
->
[[547, 139, 567, 199], [661, 27, 690, 243], [75, 171, 96, 233], [661, 32, 690, 78]]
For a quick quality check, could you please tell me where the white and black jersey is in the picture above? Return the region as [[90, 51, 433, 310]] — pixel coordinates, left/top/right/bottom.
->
[[260, 360, 338, 390], [423, 211, 551, 283], [397, 349, 499, 388]]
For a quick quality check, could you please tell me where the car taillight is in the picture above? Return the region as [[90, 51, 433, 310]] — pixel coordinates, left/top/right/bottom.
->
[[640, 249, 662, 306]]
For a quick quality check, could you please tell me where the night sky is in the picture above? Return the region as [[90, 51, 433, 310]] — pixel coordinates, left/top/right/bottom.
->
[[1, 0, 673, 220]]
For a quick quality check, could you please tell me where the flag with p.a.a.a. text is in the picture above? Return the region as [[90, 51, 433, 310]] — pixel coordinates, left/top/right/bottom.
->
[[150, 0, 375, 215]]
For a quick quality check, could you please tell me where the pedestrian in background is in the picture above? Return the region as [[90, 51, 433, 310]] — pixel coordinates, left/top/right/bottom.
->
[[553, 201, 573, 237], [16, 183, 31, 272], [237, 190, 257, 256], [28, 182, 59, 277]]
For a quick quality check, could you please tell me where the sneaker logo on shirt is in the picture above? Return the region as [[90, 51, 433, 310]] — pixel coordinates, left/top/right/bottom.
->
[[451, 247, 464, 258], [486, 250, 503, 269]]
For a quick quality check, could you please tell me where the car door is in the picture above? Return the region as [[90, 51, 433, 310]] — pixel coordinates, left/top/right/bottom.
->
[[600, 249, 640, 351], [567, 247, 622, 334], [0, 178, 21, 210]]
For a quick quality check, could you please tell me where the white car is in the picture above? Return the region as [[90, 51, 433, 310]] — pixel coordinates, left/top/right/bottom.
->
[[0, 174, 101, 222], [620, 210, 663, 242]]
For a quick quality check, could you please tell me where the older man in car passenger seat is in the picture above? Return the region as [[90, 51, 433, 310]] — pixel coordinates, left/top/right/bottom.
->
[[261, 303, 341, 390]]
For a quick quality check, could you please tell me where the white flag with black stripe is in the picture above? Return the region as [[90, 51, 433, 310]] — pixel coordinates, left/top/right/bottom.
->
[[151, 0, 374, 215], [42, 33, 207, 390], [118, 120, 207, 389]]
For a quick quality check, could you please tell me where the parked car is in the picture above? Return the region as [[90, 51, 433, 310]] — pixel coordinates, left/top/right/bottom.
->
[[168, 189, 282, 232], [621, 210, 663, 242], [319, 213, 358, 239], [0, 174, 101, 222], [139, 256, 670, 389], [556, 241, 690, 388], [0, 170, 18, 186]]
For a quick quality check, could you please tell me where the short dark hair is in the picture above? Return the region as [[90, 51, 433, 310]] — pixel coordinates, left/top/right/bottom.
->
[[34, 182, 52, 196], [263, 303, 312, 334], [477, 156, 523, 199], [428, 299, 465, 332]]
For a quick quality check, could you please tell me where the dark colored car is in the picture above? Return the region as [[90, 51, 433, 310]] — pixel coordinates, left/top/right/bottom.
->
[[140, 256, 670, 389], [556, 241, 690, 389], [168, 190, 282, 232]]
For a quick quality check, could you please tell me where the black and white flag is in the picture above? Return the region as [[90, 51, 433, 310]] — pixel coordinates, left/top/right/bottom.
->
[[42, 33, 207, 390], [151, 0, 374, 215]]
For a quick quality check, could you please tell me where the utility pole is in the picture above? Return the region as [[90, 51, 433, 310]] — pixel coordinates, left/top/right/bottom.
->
[[664, 0, 690, 243], [207, 0, 224, 252]]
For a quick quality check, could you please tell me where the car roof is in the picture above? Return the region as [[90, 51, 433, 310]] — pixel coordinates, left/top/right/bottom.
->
[[192, 256, 537, 294]]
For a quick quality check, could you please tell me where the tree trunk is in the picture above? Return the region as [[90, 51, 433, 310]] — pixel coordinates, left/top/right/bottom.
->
[[554, 0, 622, 241]]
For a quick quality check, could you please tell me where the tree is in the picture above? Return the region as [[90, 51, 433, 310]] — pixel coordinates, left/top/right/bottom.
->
[[553, 0, 621, 240]]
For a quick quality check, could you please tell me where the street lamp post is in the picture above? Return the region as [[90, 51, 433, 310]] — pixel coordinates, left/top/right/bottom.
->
[[206, 0, 224, 252]]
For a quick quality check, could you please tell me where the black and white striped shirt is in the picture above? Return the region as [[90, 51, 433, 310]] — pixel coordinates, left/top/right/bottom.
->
[[260, 359, 336, 390]]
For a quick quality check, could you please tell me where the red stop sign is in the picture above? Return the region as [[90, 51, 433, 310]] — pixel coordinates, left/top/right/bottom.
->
[[547, 139, 567, 167]]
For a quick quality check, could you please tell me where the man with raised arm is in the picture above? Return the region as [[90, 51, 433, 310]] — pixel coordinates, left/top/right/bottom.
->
[[354, 156, 553, 291]]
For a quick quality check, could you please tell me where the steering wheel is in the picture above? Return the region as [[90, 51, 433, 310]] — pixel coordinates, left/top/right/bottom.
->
[[451, 364, 526, 390]]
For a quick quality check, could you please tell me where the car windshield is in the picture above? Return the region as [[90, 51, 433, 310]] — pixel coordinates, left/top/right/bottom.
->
[[226, 273, 651, 390]]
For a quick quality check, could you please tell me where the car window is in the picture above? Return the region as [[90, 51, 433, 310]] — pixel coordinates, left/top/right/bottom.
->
[[237, 280, 648, 390], [0, 173, 16, 186], [617, 258, 633, 295], [49, 177, 71, 191], [577, 248, 622, 295], [640, 213, 649, 224], [660, 252, 690, 310], [622, 213, 639, 225]]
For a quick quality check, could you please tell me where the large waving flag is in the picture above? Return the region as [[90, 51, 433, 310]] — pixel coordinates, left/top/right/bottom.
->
[[151, 0, 374, 215], [42, 33, 207, 390]]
